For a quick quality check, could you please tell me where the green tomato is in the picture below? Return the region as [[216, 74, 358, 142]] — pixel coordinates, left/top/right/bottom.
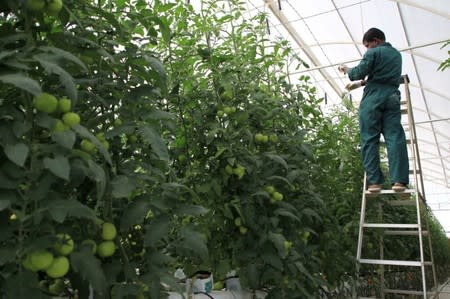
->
[[97, 241, 116, 258], [30, 250, 54, 271], [22, 254, 39, 272], [46, 256, 70, 278], [269, 133, 279, 143], [239, 226, 248, 235], [58, 97, 71, 113], [223, 106, 232, 114], [220, 91, 232, 101], [254, 133, 264, 143], [271, 191, 283, 201], [101, 140, 110, 150], [264, 185, 275, 194], [53, 120, 66, 132], [234, 217, 242, 227], [261, 135, 269, 143], [284, 240, 293, 251], [225, 165, 233, 175], [114, 118, 123, 126], [178, 154, 186, 163], [62, 112, 80, 127], [96, 132, 106, 141], [101, 222, 117, 240], [80, 139, 96, 153], [54, 233, 74, 256], [34, 93, 58, 114], [128, 134, 138, 144], [46, 0, 63, 15], [232, 166, 245, 179], [216, 110, 224, 117]]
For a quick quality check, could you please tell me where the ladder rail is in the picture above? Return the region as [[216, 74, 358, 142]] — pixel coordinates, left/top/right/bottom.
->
[[404, 76, 436, 298]]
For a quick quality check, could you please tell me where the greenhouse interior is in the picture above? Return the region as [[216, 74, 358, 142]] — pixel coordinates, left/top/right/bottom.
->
[[0, 0, 449, 298]]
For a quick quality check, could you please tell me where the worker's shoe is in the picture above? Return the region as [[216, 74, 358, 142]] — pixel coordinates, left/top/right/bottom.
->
[[392, 183, 407, 192], [368, 184, 382, 193]]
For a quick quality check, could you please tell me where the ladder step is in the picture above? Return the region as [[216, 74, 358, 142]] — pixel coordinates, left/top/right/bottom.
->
[[363, 223, 419, 229], [388, 199, 417, 206], [409, 169, 421, 174], [384, 230, 428, 236], [365, 189, 415, 196], [400, 100, 407, 105], [359, 258, 432, 267], [401, 108, 408, 114], [383, 288, 435, 296]]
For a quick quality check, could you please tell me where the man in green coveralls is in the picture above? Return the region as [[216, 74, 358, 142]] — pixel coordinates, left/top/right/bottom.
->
[[338, 28, 409, 193]]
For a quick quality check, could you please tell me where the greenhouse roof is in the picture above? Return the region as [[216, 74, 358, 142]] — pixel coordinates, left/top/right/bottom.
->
[[240, 1, 450, 233]]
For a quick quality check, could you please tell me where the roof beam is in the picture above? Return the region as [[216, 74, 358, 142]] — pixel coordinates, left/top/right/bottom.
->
[[291, 39, 448, 74], [330, 0, 363, 57], [262, 0, 344, 98]]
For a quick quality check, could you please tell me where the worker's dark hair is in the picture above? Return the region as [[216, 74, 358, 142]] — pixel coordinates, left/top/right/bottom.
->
[[363, 28, 386, 43]]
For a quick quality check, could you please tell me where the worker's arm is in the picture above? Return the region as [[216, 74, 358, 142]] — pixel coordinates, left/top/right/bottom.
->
[[347, 49, 375, 81]]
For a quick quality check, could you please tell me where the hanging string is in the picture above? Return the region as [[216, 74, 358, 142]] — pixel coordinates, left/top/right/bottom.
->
[[360, 0, 364, 37]]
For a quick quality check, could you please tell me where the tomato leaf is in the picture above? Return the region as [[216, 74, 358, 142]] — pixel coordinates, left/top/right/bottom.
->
[[120, 197, 150, 231], [3, 271, 45, 299], [43, 155, 70, 181], [70, 247, 107, 295], [86, 160, 106, 201], [268, 232, 287, 259], [34, 54, 78, 101], [0, 246, 16, 265], [137, 125, 169, 161], [179, 227, 208, 260], [4, 143, 29, 167], [52, 130, 76, 149], [143, 216, 170, 246], [38, 46, 88, 72], [0, 73, 42, 96], [47, 199, 98, 223], [111, 175, 136, 199]]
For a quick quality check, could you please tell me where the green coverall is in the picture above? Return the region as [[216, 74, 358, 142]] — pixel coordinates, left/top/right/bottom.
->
[[348, 42, 409, 186]]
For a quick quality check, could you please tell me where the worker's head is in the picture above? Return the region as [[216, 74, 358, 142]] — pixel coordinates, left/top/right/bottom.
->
[[363, 28, 386, 49]]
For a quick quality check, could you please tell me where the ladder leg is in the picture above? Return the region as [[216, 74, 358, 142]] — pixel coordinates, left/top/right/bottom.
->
[[378, 202, 385, 299], [355, 173, 368, 298], [357, 173, 368, 262]]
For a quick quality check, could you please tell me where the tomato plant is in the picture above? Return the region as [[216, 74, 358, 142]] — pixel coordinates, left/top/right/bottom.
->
[[1, 1, 448, 298]]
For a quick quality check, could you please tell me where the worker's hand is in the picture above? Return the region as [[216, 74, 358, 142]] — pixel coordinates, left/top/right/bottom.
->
[[338, 64, 349, 74], [345, 81, 363, 91]]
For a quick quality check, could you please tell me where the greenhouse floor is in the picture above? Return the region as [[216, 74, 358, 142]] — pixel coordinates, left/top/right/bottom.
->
[[438, 279, 450, 299]]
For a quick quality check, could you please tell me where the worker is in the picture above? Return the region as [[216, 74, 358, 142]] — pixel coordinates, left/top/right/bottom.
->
[[338, 28, 409, 193]]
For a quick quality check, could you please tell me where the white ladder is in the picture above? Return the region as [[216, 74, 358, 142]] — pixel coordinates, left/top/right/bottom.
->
[[355, 75, 438, 299]]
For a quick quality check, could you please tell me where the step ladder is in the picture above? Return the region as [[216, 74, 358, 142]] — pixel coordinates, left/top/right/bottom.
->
[[355, 75, 438, 299]]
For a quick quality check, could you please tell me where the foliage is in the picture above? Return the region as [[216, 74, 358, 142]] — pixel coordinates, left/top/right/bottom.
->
[[0, 0, 448, 298], [0, 0, 206, 298], [438, 40, 450, 71]]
